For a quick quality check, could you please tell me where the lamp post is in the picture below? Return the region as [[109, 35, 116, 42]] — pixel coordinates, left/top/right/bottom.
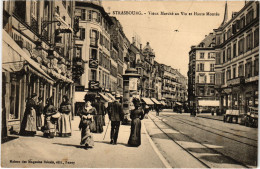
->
[[122, 68, 140, 124]]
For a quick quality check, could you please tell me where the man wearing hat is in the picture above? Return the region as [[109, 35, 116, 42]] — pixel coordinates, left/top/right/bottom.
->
[[107, 94, 124, 145]]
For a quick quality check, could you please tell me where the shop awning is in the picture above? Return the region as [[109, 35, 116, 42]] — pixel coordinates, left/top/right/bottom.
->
[[74, 92, 87, 102], [160, 101, 167, 106], [2, 38, 24, 72], [99, 93, 112, 102], [175, 102, 182, 106], [198, 100, 219, 107], [2, 30, 54, 84], [141, 98, 154, 105], [106, 93, 116, 101], [151, 98, 161, 105]]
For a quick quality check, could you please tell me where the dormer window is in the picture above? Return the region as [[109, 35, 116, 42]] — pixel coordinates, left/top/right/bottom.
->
[[199, 43, 205, 47]]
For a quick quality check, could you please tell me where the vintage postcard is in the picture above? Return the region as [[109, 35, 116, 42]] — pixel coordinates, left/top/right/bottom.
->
[[1, 0, 258, 168]]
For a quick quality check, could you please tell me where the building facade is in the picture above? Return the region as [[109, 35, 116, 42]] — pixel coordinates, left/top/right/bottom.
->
[[74, 1, 113, 100], [214, 1, 259, 114], [2, 1, 75, 138], [188, 33, 217, 108]]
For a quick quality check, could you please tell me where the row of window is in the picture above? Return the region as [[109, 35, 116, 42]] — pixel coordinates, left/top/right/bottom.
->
[[216, 57, 259, 85], [199, 52, 215, 59], [197, 86, 215, 97], [197, 63, 215, 72], [197, 74, 215, 84], [216, 3, 259, 45], [216, 28, 259, 64], [76, 28, 111, 51], [75, 9, 110, 32]]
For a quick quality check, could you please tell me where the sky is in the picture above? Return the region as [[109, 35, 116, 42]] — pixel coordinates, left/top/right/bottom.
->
[[102, 1, 245, 77]]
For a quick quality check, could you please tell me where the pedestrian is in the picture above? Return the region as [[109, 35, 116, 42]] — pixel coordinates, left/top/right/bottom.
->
[[128, 98, 144, 147], [142, 103, 149, 119], [58, 95, 72, 137], [78, 95, 97, 149], [155, 104, 160, 116], [20, 93, 38, 136], [36, 97, 44, 131], [107, 94, 124, 145], [92, 95, 105, 133], [43, 97, 58, 138]]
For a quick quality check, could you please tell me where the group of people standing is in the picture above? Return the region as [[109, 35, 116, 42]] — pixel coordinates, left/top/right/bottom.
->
[[20, 92, 147, 150], [20, 93, 72, 138]]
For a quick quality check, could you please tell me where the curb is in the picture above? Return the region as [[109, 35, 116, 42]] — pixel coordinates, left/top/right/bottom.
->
[[142, 120, 172, 168], [197, 115, 223, 121]]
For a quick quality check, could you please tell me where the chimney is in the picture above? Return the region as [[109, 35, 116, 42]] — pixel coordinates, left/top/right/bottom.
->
[[132, 37, 135, 44], [140, 44, 142, 50], [205, 35, 207, 37]]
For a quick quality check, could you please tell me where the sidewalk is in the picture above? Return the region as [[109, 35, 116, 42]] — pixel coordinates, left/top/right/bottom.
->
[[1, 115, 165, 168]]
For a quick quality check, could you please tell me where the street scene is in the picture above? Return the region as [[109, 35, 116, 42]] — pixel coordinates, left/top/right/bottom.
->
[[1, 0, 259, 168]]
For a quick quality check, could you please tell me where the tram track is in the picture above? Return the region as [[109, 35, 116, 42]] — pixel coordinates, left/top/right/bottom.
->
[[162, 114, 257, 148], [148, 114, 251, 168]]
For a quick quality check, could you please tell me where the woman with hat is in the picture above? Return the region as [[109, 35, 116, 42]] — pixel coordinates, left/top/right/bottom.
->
[[20, 93, 38, 136], [58, 95, 72, 137], [78, 94, 97, 149], [128, 98, 144, 147]]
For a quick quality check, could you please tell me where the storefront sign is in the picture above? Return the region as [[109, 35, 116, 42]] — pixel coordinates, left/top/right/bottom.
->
[[245, 76, 259, 83], [89, 59, 98, 68], [227, 77, 244, 86], [75, 86, 84, 91], [89, 81, 100, 90]]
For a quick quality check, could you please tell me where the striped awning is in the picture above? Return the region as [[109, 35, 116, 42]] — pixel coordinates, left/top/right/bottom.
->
[[2, 30, 54, 84], [151, 98, 161, 105], [141, 98, 154, 105], [160, 101, 167, 106], [106, 93, 116, 101], [99, 93, 112, 102]]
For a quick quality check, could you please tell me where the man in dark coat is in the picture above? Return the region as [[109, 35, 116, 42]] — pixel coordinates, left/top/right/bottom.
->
[[108, 95, 124, 145]]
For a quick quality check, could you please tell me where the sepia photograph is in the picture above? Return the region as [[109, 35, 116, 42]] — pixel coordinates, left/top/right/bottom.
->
[[1, 0, 259, 168]]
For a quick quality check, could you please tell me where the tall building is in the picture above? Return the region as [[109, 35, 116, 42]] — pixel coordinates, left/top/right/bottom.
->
[[74, 1, 113, 101], [2, 1, 75, 137], [188, 33, 217, 108], [214, 1, 259, 114]]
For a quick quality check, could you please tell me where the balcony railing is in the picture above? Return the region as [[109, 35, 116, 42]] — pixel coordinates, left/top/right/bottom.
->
[[31, 17, 38, 33]]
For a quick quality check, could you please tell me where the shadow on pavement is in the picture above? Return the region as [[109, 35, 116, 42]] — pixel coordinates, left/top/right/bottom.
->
[[1, 136, 19, 144], [53, 143, 83, 149], [95, 140, 132, 147]]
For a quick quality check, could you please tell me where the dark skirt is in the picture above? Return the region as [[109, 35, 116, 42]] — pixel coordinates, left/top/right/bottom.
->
[[80, 119, 94, 147], [128, 118, 141, 147], [93, 115, 103, 133]]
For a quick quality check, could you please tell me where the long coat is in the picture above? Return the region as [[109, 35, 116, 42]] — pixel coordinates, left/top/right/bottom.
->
[[108, 101, 124, 122]]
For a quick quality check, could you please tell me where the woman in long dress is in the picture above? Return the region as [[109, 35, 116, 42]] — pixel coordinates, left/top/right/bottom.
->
[[92, 96, 105, 133], [43, 97, 57, 138], [20, 93, 38, 136], [58, 95, 72, 137], [79, 96, 97, 149], [128, 98, 144, 147]]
